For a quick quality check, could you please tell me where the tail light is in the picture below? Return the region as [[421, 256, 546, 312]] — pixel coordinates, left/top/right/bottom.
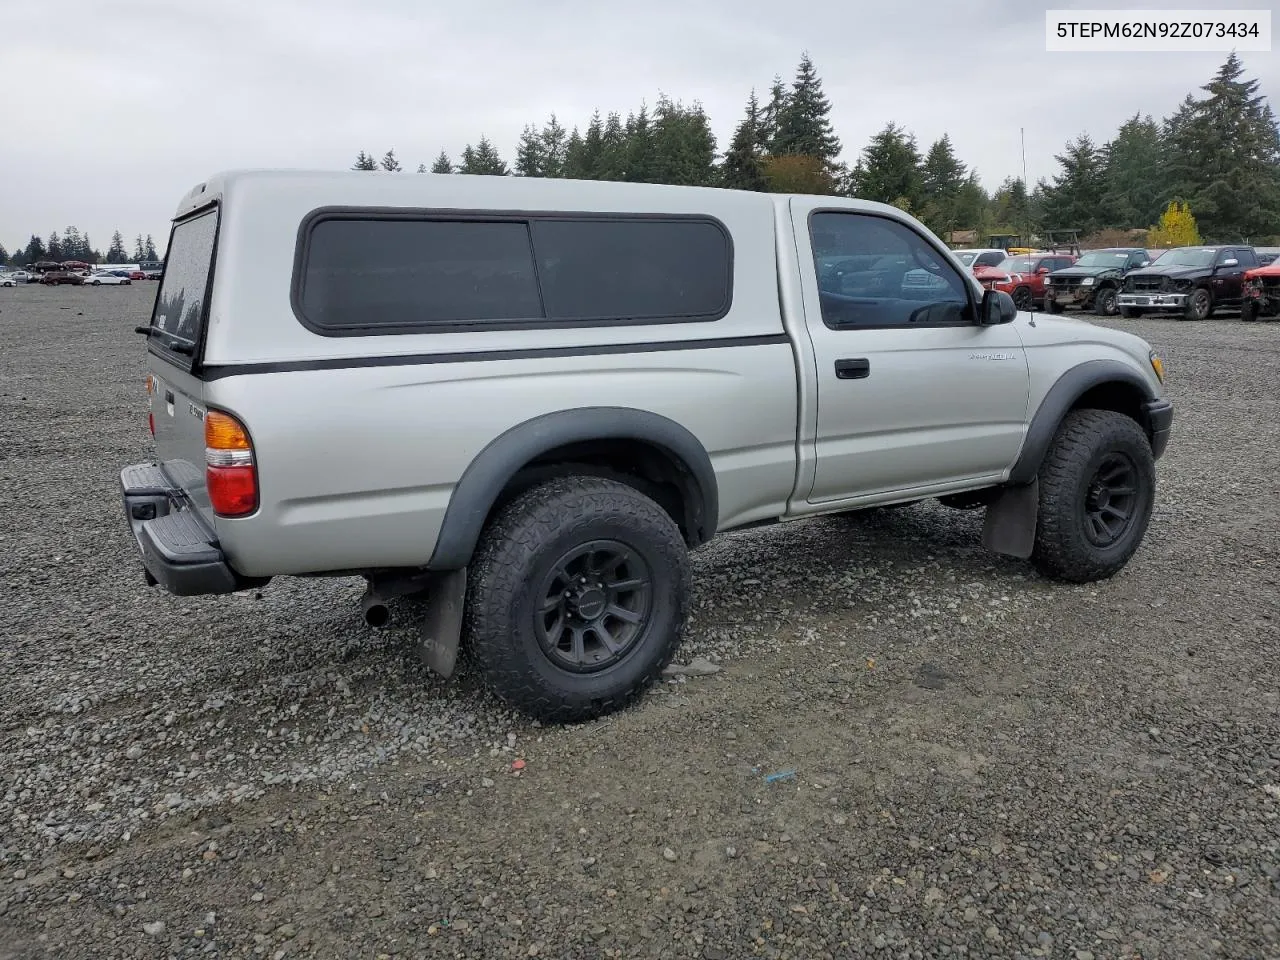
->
[[204, 410, 258, 517], [146, 376, 155, 435]]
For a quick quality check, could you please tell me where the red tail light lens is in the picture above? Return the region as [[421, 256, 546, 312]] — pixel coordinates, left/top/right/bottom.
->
[[148, 412, 155, 436], [204, 410, 258, 517]]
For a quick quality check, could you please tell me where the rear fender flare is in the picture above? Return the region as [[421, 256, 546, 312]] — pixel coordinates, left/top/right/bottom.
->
[[426, 407, 718, 571]]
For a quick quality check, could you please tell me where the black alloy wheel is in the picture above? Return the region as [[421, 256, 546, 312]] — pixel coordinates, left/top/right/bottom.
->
[[1081, 453, 1140, 547]]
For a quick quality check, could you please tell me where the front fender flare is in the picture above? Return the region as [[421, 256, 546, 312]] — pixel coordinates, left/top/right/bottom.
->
[[426, 407, 719, 571], [1008, 359, 1157, 486]]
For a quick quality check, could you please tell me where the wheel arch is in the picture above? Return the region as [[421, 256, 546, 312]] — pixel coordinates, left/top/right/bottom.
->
[[426, 407, 719, 571], [1009, 360, 1158, 486]]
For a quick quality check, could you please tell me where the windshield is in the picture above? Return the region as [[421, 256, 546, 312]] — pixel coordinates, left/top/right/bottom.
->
[[1152, 248, 1216, 268], [1074, 251, 1133, 268], [995, 257, 1034, 274]]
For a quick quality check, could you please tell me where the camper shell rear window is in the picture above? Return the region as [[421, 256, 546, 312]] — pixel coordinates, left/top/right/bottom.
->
[[148, 206, 218, 365], [291, 209, 734, 336]]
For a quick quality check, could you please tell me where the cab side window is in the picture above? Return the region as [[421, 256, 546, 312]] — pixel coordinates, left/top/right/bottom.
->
[[976, 251, 1006, 268], [810, 212, 972, 329]]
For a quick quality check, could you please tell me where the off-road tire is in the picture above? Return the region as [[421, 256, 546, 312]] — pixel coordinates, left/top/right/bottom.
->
[[1241, 301, 1260, 323], [464, 475, 691, 723], [1183, 287, 1211, 321], [1030, 409, 1155, 583], [1092, 286, 1119, 317]]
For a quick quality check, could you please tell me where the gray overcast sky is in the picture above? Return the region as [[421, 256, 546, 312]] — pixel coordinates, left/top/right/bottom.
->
[[4, 0, 1275, 257]]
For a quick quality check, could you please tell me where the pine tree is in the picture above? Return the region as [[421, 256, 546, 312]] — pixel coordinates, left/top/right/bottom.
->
[[1038, 134, 1105, 233], [758, 75, 788, 151], [722, 90, 769, 192], [379, 149, 402, 172], [430, 151, 453, 174], [850, 123, 922, 207], [562, 127, 586, 178], [918, 134, 968, 234], [598, 112, 627, 181], [575, 111, 606, 180], [133, 235, 145, 261], [107, 231, 127, 263], [771, 54, 841, 170], [1162, 53, 1280, 240], [515, 125, 544, 177], [1147, 200, 1203, 247], [24, 235, 45, 263], [650, 95, 717, 186], [351, 150, 378, 171], [625, 104, 656, 182], [143, 235, 158, 260], [761, 154, 837, 194], [0, 243, 7, 266], [459, 136, 508, 175], [1100, 114, 1166, 229], [47, 230, 62, 261], [540, 114, 569, 178]]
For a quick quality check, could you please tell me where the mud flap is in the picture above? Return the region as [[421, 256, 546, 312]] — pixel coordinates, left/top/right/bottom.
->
[[981, 479, 1039, 559], [419, 568, 467, 680]]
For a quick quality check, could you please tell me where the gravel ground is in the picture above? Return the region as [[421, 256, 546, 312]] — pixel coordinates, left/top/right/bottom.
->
[[1, 283, 1278, 960]]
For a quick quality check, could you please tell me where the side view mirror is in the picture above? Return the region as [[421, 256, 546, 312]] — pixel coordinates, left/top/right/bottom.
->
[[979, 288, 1018, 325], [1219, 258, 1239, 268], [1138, 261, 1150, 267], [1037, 266, 1050, 275]]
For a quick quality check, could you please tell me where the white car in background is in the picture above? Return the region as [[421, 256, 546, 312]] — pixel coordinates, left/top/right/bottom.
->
[[86, 270, 133, 285], [0, 275, 17, 287], [951, 248, 1010, 272]]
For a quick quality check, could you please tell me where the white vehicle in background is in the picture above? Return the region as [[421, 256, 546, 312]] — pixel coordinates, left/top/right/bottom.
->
[[86, 270, 133, 285], [0, 274, 17, 287], [951, 248, 1010, 272]]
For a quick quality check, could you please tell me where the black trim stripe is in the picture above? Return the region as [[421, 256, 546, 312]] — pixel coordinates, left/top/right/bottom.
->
[[197, 333, 792, 380]]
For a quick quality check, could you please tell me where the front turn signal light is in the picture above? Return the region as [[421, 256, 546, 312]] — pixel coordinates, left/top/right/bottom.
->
[[1149, 351, 1165, 384]]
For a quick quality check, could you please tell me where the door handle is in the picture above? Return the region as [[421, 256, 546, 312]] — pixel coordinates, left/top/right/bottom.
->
[[835, 358, 871, 380]]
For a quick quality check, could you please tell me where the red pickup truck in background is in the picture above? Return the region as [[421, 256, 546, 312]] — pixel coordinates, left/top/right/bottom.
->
[[974, 252, 1078, 311]]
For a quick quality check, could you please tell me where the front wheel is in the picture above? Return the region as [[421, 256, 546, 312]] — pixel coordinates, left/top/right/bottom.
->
[[464, 476, 691, 722], [1183, 288, 1211, 321], [1119, 306, 1141, 319], [1031, 409, 1156, 583], [1241, 301, 1259, 323], [1092, 286, 1119, 317], [1012, 286, 1034, 311]]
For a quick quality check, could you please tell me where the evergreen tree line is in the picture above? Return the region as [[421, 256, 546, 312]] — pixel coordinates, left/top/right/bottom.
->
[[2, 230, 158, 267], [351, 52, 1279, 245]]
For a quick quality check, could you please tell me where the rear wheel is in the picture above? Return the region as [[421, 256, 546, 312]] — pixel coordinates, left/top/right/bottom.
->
[[1031, 409, 1155, 583], [1012, 286, 1034, 311], [1092, 286, 1119, 317], [1183, 287, 1211, 321], [464, 476, 691, 722]]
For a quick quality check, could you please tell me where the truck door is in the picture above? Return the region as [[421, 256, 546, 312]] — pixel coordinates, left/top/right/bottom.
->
[[1213, 247, 1252, 304], [788, 199, 1030, 503]]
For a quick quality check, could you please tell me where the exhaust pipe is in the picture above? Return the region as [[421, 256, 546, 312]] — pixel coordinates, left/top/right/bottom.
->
[[360, 590, 391, 628]]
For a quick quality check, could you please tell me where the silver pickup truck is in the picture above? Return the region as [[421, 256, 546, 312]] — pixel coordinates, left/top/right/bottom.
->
[[120, 170, 1173, 721]]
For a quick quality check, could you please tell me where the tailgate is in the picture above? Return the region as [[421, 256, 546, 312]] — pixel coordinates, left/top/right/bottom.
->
[[144, 206, 219, 525]]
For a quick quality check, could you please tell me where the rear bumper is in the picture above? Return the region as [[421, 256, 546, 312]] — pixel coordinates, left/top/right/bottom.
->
[[119, 463, 268, 596], [1144, 399, 1174, 460]]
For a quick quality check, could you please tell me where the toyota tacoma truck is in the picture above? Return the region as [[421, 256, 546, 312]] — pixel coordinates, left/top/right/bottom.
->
[[120, 170, 1174, 722], [1043, 247, 1151, 317], [1117, 245, 1258, 320]]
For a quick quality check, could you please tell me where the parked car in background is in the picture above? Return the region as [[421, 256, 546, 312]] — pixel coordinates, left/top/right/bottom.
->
[[40, 269, 85, 286], [1043, 248, 1151, 316], [950, 248, 1009, 272], [1242, 259, 1280, 322], [139, 260, 165, 279], [975, 251, 1078, 310], [86, 270, 133, 285], [0, 275, 16, 287], [7, 270, 33, 284], [1118, 245, 1259, 320]]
